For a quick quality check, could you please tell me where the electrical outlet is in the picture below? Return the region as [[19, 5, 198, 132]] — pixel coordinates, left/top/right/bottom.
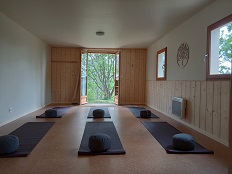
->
[[9, 108, 12, 113]]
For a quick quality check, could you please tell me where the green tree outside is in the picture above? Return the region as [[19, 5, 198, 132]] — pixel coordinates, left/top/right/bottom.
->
[[219, 22, 232, 74], [87, 53, 115, 103]]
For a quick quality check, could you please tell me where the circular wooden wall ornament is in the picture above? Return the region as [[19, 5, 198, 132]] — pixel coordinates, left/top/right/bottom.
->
[[177, 42, 189, 68]]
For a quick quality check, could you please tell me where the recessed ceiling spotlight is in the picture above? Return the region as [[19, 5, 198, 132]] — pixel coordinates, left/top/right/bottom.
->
[[96, 31, 105, 36]]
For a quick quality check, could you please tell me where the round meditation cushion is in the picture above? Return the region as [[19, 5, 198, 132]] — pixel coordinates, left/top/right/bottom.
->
[[88, 133, 111, 152], [0, 135, 19, 155], [45, 109, 58, 117], [93, 109, 105, 118], [172, 133, 195, 150], [140, 109, 151, 118]]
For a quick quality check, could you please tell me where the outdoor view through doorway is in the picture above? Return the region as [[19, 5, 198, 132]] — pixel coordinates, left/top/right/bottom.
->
[[81, 52, 119, 104]]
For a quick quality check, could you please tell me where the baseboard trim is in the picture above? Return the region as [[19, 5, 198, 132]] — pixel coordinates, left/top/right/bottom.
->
[[0, 104, 50, 127], [146, 105, 228, 160]]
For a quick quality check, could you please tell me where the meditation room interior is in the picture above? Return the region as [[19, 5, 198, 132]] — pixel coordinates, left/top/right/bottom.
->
[[0, 0, 232, 174]]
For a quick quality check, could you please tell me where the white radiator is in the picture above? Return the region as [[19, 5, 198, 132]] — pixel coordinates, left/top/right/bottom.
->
[[172, 97, 186, 119]]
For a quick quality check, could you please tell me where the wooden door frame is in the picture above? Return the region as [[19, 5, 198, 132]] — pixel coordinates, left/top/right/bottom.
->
[[229, 68, 232, 172]]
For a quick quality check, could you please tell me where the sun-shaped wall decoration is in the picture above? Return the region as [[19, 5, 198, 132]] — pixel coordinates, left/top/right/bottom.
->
[[177, 42, 189, 68]]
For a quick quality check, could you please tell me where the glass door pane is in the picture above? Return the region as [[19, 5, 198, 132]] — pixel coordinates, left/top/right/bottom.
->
[[81, 51, 88, 104]]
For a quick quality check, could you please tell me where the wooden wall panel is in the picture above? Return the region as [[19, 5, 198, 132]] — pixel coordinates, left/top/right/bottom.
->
[[51, 47, 81, 103], [119, 51, 126, 103], [119, 49, 146, 105], [194, 81, 200, 128], [220, 81, 230, 141], [70, 63, 78, 101], [153, 81, 158, 109], [138, 50, 146, 104], [51, 63, 57, 102], [60, 63, 66, 101], [167, 81, 172, 114], [200, 82, 207, 130], [175, 81, 182, 97], [163, 81, 168, 113], [185, 81, 191, 123], [55, 63, 61, 101], [161, 81, 165, 112], [213, 81, 221, 137], [190, 82, 196, 125], [65, 63, 71, 102], [156, 81, 160, 110], [134, 50, 139, 102], [146, 80, 230, 146], [206, 81, 213, 134], [129, 50, 135, 102], [125, 50, 131, 103]]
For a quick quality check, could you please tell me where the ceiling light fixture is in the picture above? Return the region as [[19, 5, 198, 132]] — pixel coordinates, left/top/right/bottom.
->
[[96, 31, 105, 36]]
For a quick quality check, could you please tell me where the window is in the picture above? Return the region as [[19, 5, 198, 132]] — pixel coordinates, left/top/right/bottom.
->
[[156, 47, 167, 80], [207, 14, 232, 79]]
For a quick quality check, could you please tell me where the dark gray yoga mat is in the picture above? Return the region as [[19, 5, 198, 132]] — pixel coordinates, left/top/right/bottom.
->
[[142, 122, 214, 154], [36, 106, 71, 118], [0, 122, 55, 158], [128, 107, 159, 118], [87, 107, 111, 118], [78, 122, 126, 155]]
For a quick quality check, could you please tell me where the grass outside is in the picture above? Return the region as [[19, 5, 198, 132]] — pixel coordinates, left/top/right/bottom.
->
[[88, 98, 114, 104]]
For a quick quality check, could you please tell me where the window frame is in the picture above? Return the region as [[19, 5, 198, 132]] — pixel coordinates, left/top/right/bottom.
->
[[156, 47, 167, 81], [206, 14, 232, 80]]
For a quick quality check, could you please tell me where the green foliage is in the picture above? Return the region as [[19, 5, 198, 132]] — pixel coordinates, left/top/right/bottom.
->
[[87, 53, 115, 102], [81, 52, 87, 96], [219, 22, 232, 74]]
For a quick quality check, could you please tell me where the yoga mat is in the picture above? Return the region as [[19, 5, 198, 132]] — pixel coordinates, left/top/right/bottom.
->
[[142, 122, 214, 154], [78, 122, 126, 155], [128, 107, 159, 118], [36, 106, 71, 118], [87, 107, 111, 118], [0, 122, 55, 158]]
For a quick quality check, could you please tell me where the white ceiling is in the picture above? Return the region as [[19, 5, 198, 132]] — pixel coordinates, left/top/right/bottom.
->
[[0, 0, 215, 48]]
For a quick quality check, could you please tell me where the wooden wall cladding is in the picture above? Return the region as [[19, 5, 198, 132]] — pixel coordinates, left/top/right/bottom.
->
[[146, 80, 230, 145], [51, 48, 146, 104], [51, 48, 81, 103], [119, 49, 146, 105]]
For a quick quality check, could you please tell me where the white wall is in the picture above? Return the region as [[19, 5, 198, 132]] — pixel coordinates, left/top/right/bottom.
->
[[146, 0, 232, 146], [147, 0, 232, 81], [0, 12, 51, 125]]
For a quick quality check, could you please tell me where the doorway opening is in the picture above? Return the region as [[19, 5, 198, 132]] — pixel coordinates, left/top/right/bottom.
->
[[81, 51, 119, 105]]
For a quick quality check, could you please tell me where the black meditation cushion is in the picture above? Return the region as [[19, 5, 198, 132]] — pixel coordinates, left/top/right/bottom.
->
[[45, 109, 58, 117], [93, 109, 105, 118], [172, 133, 195, 150], [88, 133, 111, 152], [0, 135, 19, 155], [140, 109, 151, 118]]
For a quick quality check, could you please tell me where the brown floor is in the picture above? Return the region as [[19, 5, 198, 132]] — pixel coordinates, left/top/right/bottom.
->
[[0, 104, 228, 174]]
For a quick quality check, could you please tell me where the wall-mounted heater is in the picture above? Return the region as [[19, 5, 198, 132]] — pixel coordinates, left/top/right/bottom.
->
[[172, 97, 186, 119]]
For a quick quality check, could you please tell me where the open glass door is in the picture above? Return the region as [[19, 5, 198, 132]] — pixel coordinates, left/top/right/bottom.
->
[[114, 52, 120, 105], [80, 51, 88, 104]]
